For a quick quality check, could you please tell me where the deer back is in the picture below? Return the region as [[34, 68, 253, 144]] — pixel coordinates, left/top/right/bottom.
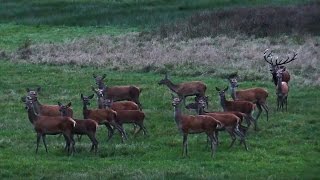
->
[[225, 100, 255, 114], [110, 101, 139, 111], [236, 88, 268, 103], [204, 113, 239, 127], [86, 109, 117, 124], [34, 116, 75, 134], [176, 81, 207, 96], [115, 110, 145, 123], [105, 86, 140, 101]]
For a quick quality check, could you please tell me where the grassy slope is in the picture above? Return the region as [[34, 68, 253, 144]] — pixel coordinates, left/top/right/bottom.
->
[[0, 60, 319, 179], [0, 0, 313, 50]]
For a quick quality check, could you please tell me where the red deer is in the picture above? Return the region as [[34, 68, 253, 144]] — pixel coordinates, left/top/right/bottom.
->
[[159, 73, 207, 106], [216, 87, 258, 131], [58, 102, 99, 154], [93, 74, 142, 109], [228, 76, 269, 121], [263, 49, 297, 86], [171, 95, 220, 157], [26, 87, 73, 117], [115, 110, 147, 137], [22, 96, 76, 154], [81, 94, 127, 142], [276, 68, 289, 111]]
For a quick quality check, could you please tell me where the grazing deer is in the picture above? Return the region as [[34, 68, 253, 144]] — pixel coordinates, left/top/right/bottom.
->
[[159, 73, 207, 106], [22, 96, 76, 154], [81, 94, 127, 142], [171, 95, 220, 157], [26, 87, 73, 117], [58, 102, 99, 154], [216, 87, 258, 131], [93, 74, 142, 109], [276, 68, 289, 111], [196, 99, 248, 149], [228, 76, 269, 121], [263, 49, 297, 86]]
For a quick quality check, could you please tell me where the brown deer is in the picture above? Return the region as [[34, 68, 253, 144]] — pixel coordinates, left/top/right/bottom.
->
[[26, 87, 73, 117], [216, 87, 258, 131], [263, 49, 297, 86], [22, 96, 76, 154], [114, 110, 147, 137], [171, 95, 220, 157], [228, 76, 269, 121], [58, 102, 99, 154], [81, 94, 127, 142], [93, 74, 142, 109], [159, 73, 207, 106], [276, 68, 289, 111]]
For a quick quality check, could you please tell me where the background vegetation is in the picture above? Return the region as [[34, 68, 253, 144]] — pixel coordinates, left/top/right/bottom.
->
[[0, 0, 319, 179]]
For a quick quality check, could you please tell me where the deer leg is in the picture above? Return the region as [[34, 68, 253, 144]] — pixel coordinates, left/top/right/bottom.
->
[[227, 128, 236, 149], [215, 131, 219, 145], [285, 96, 288, 112], [70, 134, 75, 154], [234, 127, 248, 151], [36, 133, 41, 154], [134, 123, 142, 136], [182, 134, 188, 157], [105, 123, 114, 142], [42, 135, 48, 153], [207, 133, 216, 157], [255, 103, 262, 122], [111, 122, 127, 142], [261, 103, 269, 121]]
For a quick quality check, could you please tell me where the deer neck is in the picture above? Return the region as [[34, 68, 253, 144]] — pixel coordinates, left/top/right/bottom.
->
[[32, 100, 42, 114], [277, 77, 282, 94], [98, 97, 104, 109], [27, 105, 39, 124], [272, 72, 278, 86], [230, 86, 237, 100], [83, 104, 89, 119], [165, 80, 179, 93], [173, 105, 182, 129], [219, 95, 227, 111]]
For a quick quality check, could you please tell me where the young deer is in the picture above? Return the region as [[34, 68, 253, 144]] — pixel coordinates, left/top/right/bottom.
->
[[22, 96, 76, 154], [263, 49, 297, 86], [58, 102, 99, 154], [159, 73, 207, 106], [216, 87, 258, 131], [26, 87, 73, 117], [228, 76, 269, 121], [81, 94, 127, 142], [93, 74, 142, 109], [276, 68, 289, 111], [171, 95, 220, 157]]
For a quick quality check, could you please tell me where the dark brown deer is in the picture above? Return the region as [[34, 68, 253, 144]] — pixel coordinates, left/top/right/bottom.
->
[[22, 96, 76, 154], [81, 94, 127, 142], [93, 74, 142, 109], [216, 87, 258, 131], [58, 102, 99, 154], [159, 73, 207, 106], [171, 95, 220, 157], [228, 76, 269, 121], [263, 49, 297, 86], [115, 110, 147, 137], [26, 87, 73, 117], [276, 68, 289, 111]]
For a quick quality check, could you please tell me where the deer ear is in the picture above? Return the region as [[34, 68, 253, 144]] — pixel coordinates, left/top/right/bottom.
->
[[26, 88, 30, 92], [102, 74, 106, 79], [171, 93, 175, 99], [67, 102, 72, 107], [21, 96, 26, 102], [93, 74, 97, 78], [282, 67, 286, 71], [89, 94, 94, 99], [215, 87, 220, 91], [224, 86, 229, 91], [80, 94, 84, 99], [37, 87, 41, 92]]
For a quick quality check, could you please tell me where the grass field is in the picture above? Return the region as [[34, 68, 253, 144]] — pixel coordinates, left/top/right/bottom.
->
[[1, 0, 320, 179]]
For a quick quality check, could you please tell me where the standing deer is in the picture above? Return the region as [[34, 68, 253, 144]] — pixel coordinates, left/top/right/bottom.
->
[[263, 49, 297, 86], [22, 96, 76, 154], [216, 87, 258, 130], [58, 102, 99, 154], [93, 74, 142, 109], [81, 94, 127, 142], [276, 68, 289, 111], [158, 73, 207, 106], [171, 95, 220, 157], [228, 76, 269, 121]]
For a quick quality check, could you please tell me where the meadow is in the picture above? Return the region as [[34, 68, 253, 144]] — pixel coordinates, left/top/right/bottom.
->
[[0, 0, 320, 179]]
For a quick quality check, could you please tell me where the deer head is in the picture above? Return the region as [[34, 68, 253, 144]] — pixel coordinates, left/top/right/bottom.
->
[[171, 94, 181, 107], [58, 102, 72, 116], [91, 86, 104, 98], [158, 73, 170, 85], [26, 87, 41, 101], [93, 74, 106, 89], [81, 94, 94, 106], [216, 87, 229, 99]]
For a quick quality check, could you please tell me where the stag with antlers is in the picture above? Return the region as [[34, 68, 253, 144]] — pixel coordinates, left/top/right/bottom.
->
[[263, 49, 297, 86]]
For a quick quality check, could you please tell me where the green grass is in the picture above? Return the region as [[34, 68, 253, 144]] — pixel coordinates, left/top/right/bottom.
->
[[0, 60, 319, 179]]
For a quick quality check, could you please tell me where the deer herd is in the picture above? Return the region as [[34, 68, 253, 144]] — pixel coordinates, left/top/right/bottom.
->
[[21, 50, 297, 157]]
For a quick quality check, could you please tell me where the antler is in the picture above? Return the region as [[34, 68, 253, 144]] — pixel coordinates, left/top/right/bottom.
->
[[263, 49, 274, 65], [276, 52, 298, 66]]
